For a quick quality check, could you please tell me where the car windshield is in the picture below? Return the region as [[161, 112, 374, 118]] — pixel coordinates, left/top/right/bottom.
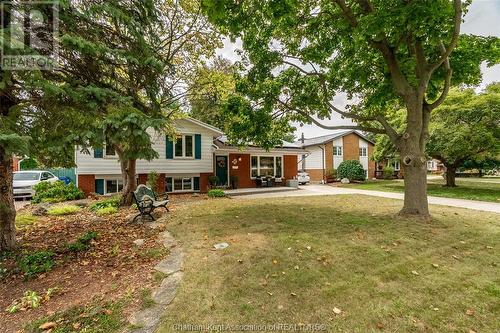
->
[[14, 173, 40, 181]]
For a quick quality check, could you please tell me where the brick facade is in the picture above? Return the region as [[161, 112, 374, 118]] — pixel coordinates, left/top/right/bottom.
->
[[12, 157, 19, 172], [78, 175, 96, 196], [200, 172, 213, 193], [229, 153, 255, 188], [342, 133, 360, 161], [138, 173, 167, 194], [305, 169, 325, 182]]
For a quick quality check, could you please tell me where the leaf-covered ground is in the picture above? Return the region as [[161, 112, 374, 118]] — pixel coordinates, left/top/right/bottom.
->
[[1, 194, 205, 333], [158, 195, 499, 333], [339, 178, 500, 202]]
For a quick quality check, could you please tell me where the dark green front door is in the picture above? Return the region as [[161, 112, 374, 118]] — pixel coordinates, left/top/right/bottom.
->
[[215, 156, 228, 186]]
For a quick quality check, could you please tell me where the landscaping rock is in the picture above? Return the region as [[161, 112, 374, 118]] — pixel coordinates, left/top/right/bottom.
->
[[214, 242, 229, 250], [154, 247, 183, 275], [341, 178, 350, 184], [133, 239, 145, 247], [32, 204, 50, 216], [151, 271, 183, 305]]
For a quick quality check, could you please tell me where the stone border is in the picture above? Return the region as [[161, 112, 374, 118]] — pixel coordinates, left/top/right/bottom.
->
[[123, 230, 183, 333]]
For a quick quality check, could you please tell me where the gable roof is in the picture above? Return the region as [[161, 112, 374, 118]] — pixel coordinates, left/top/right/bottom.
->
[[183, 117, 224, 135], [295, 130, 375, 147]]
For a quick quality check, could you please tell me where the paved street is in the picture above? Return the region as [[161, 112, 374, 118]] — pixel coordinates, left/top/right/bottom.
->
[[234, 184, 500, 214]]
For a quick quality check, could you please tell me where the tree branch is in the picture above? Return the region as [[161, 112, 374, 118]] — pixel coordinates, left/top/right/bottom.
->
[[333, 0, 358, 27], [427, 42, 453, 111], [427, 0, 462, 74]]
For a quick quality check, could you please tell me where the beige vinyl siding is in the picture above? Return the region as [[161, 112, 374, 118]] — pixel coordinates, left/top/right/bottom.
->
[[304, 145, 324, 170], [75, 119, 215, 175]]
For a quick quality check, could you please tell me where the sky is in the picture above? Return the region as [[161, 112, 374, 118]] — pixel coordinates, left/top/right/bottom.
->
[[216, 0, 500, 139]]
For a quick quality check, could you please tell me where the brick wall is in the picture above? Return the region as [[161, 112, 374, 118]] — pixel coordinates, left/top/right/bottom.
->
[[343, 133, 360, 161], [78, 175, 95, 196], [12, 157, 19, 172], [200, 172, 213, 193], [305, 169, 324, 182], [138, 173, 166, 194], [229, 153, 255, 188], [368, 144, 376, 179], [324, 142, 333, 172]]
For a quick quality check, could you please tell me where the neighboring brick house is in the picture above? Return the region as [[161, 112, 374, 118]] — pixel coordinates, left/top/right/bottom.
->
[[12, 156, 20, 171], [75, 118, 304, 195], [296, 130, 376, 182]]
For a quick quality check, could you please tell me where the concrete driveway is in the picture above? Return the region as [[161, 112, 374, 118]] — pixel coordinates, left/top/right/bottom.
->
[[234, 184, 500, 214]]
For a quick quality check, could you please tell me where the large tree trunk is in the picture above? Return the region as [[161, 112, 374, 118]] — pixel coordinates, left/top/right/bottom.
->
[[121, 159, 137, 206], [400, 159, 429, 219], [444, 165, 457, 187], [0, 148, 16, 251]]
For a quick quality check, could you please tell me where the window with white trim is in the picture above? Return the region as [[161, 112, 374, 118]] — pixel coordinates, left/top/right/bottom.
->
[[168, 177, 194, 192], [105, 143, 116, 157], [392, 161, 401, 171], [333, 146, 343, 156], [251, 156, 283, 178], [105, 179, 123, 194], [359, 147, 367, 157], [174, 135, 194, 158]]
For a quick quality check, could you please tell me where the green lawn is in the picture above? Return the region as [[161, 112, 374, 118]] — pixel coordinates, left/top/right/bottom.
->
[[339, 178, 500, 203], [158, 196, 499, 332]]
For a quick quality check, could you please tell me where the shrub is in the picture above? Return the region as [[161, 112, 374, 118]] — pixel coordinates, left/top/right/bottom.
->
[[15, 214, 38, 228], [208, 175, 219, 187], [67, 231, 98, 253], [326, 169, 337, 179], [337, 160, 366, 181], [47, 205, 81, 216], [32, 181, 85, 204], [18, 251, 55, 278], [147, 171, 159, 194], [95, 206, 118, 216], [208, 189, 226, 198], [89, 196, 121, 212], [383, 166, 395, 180]]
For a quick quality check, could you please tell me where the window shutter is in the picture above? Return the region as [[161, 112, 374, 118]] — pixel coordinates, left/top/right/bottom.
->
[[195, 134, 202, 159], [95, 179, 104, 195], [194, 177, 200, 191], [94, 148, 103, 159], [166, 137, 174, 159], [166, 177, 173, 192]]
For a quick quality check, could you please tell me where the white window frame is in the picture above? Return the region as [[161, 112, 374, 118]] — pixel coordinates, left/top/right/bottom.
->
[[392, 161, 401, 171], [250, 156, 284, 179], [104, 143, 117, 158], [104, 178, 123, 194], [333, 146, 343, 157], [359, 147, 368, 157], [168, 177, 194, 193], [174, 134, 195, 159]]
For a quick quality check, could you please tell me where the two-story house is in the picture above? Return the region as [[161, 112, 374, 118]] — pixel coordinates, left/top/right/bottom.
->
[[296, 130, 376, 182], [75, 118, 305, 195]]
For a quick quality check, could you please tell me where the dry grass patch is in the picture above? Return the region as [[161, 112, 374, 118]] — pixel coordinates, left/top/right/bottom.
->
[[158, 195, 499, 333]]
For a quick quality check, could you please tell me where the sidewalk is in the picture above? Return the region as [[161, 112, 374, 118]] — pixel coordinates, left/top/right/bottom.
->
[[234, 184, 500, 214]]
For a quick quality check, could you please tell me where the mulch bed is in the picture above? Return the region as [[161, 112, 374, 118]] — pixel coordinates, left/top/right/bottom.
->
[[1, 194, 205, 333]]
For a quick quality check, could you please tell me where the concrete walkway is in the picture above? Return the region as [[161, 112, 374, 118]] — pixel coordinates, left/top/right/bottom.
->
[[234, 184, 500, 214]]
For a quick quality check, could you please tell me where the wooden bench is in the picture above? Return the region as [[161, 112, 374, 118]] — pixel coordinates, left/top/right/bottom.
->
[[132, 185, 169, 223]]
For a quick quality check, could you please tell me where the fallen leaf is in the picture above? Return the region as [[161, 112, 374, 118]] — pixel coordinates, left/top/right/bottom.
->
[[432, 264, 439, 268], [466, 309, 475, 316], [411, 270, 420, 276], [39, 322, 57, 330], [294, 265, 299, 270], [376, 322, 384, 329], [290, 292, 297, 297], [306, 246, 311, 250], [433, 308, 439, 311], [333, 307, 342, 315], [267, 292, 273, 296], [237, 259, 243, 264], [272, 260, 278, 264]]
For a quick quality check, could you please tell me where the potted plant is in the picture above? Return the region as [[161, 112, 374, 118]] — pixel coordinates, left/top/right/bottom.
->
[[230, 175, 239, 189]]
